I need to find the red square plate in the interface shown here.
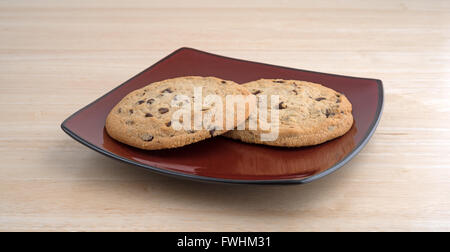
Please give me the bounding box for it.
[61,48,383,184]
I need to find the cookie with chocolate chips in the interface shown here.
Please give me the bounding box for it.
[224,79,353,147]
[105,76,251,150]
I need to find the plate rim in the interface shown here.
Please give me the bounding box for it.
[61,47,384,185]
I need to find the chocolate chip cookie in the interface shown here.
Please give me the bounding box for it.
[105,76,251,150]
[224,79,353,147]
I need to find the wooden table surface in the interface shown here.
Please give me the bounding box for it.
[1,0,449,232]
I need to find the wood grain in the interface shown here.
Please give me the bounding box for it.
[0,0,449,231]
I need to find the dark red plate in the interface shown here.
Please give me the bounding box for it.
[61,48,383,184]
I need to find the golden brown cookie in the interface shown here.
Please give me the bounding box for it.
[106,76,251,150]
[224,79,353,147]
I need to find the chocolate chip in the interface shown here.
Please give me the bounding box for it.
[315,97,326,101]
[336,99,341,103]
[137,100,145,105]
[147,99,155,105]
[252,90,262,95]
[125,120,134,125]
[279,102,287,109]
[159,108,169,114]
[293,90,298,95]
[325,109,335,118]
[129,109,133,114]
[117,108,122,113]
[221,80,226,84]
[187,130,196,134]
[273,80,285,83]
[162,88,173,94]
[336,93,341,98]
[141,134,154,142]
[166,121,172,127]
[145,113,153,117]
[209,128,216,137]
